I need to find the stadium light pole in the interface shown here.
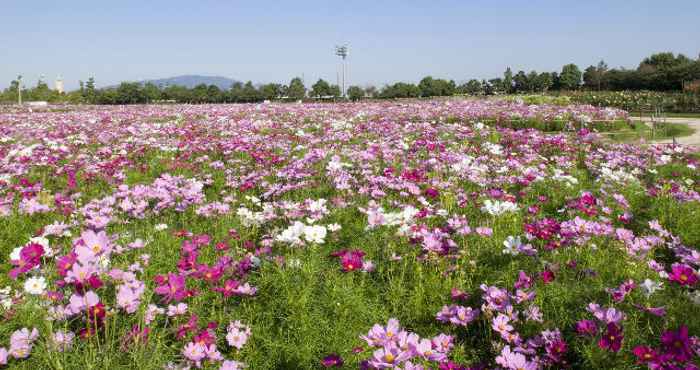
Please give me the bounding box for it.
[17,75,22,105]
[335,45,348,98]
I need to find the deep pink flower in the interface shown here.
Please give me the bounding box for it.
[8,243,44,279]
[153,272,188,303]
[575,320,598,336]
[339,250,365,272]
[598,323,623,352]
[540,270,555,284]
[514,270,533,289]
[660,326,692,362]
[214,279,240,298]
[321,353,343,367]
[669,264,698,286]
[632,345,658,364]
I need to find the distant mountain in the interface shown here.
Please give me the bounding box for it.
[142,75,239,90]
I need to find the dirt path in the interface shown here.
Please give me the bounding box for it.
[650,117,700,147]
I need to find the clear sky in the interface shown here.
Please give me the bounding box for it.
[2,0,699,91]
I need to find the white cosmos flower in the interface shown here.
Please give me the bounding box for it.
[640,279,663,298]
[303,225,327,244]
[481,200,519,216]
[9,246,22,261]
[502,236,522,256]
[24,276,47,295]
[154,223,168,231]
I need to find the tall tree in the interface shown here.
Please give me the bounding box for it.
[559,64,582,90]
[311,79,331,98]
[287,77,306,100]
[503,67,514,94]
[346,86,364,101]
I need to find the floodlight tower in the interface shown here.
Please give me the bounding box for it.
[335,45,348,98]
[17,75,22,105]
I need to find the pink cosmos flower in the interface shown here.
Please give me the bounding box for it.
[69,290,100,314]
[51,330,75,352]
[220,360,246,370]
[182,342,206,367]
[361,318,402,347]
[226,320,251,350]
[8,243,44,279]
[9,327,39,359]
[414,338,447,362]
[587,303,625,324]
[167,303,188,317]
[496,346,538,370]
[232,283,257,296]
[154,272,188,303]
[436,305,479,327]
[369,342,412,368]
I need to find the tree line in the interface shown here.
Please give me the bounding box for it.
[2,51,699,104]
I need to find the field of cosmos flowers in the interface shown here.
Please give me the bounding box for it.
[0,99,699,369]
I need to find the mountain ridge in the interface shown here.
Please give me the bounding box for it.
[140,75,239,90]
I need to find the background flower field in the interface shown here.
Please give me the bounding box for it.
[0,100,698,369]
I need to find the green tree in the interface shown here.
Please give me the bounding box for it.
[418,76,435,97]
[364,85,377,98]
[241,81,261,102]
[347,86,364,101]
[85,77,97,103]
[142,82,161,103]
[460,79,483,95]
[639,52,692,71]
[513,71,528,93]
[503,67,514,93]
[260,83,282,100]
[559,64,582,90]
[287,77,306,100]
[207,85,223,103]
[115,82,145,104]
[536,72,553,92]
[329,85,341,98]
[311,79,331,98]
[526,71,538,92]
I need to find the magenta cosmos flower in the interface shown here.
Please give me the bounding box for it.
[154,272,188,303]
[668,264,698,286]
[660,325,693,362]
[320,353,343,367]
[598,323,623,352]
[8,243,44,279]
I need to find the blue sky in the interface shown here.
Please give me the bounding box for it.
[1,0,699,91]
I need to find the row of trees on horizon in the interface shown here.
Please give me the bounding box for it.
[1,52,699,104]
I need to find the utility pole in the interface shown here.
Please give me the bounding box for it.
[17,75,22,105]
[335,45,348,98]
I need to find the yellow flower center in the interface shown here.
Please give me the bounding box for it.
[384,353,395,363]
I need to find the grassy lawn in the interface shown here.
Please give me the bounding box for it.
[602,120,696,142]
[666,112,700,119]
